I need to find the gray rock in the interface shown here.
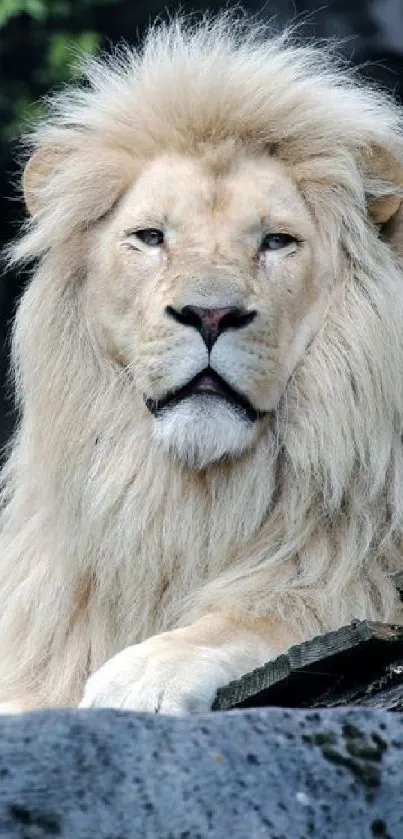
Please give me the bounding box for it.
[0,707,402,838]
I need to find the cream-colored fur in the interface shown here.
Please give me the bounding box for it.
[1,17,403,713]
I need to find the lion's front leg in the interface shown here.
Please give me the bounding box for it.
[79,613,293,714]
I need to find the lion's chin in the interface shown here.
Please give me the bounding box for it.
[152,395,260,469]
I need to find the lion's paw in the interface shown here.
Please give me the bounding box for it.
[80,632,248,714]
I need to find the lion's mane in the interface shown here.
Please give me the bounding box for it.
[1,17,403,707]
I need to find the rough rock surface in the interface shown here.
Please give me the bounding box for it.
[0,708,402,838]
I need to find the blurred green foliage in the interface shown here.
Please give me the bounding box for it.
[0,0,126,143]
[0,0,117,28]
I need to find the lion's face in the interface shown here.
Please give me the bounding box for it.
[87,152,330,467]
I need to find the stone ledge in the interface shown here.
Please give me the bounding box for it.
[0,707,402,838]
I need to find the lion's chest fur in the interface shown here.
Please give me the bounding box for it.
[83,434,277,655]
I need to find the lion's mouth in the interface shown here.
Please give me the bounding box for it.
[145,368,265,423]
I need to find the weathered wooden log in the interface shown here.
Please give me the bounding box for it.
[213,621,403,712]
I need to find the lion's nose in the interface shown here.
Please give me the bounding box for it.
[165,305,256,350]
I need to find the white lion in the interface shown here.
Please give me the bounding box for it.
[1,17,403,714]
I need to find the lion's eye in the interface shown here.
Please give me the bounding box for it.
[260,233,296,251]
[133,228,164,246]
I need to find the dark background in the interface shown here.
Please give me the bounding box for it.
[1,0,403,454]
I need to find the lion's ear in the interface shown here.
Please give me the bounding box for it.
[366,145,403,225]
[23,145,72,216]
[21,136,136,238]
